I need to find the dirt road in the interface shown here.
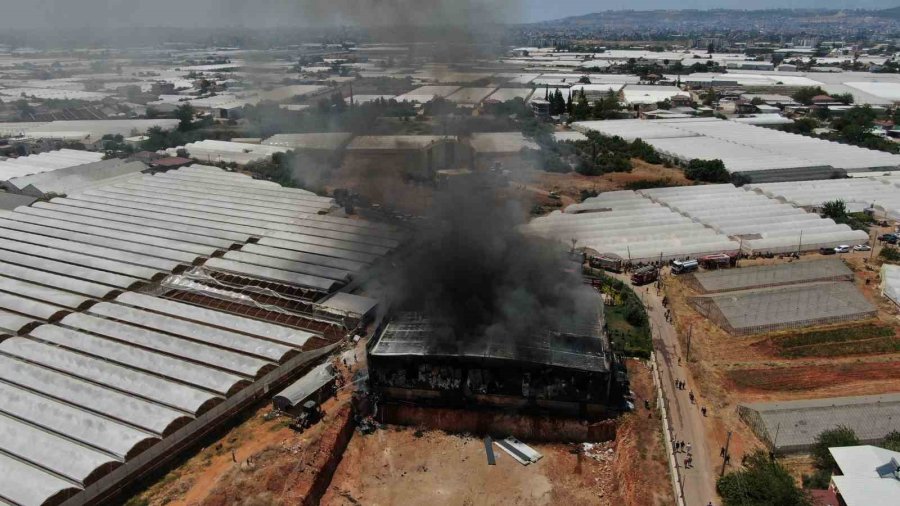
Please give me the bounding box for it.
[623,274,720,506]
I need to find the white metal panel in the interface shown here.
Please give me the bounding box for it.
[62,313,271,378]
[0,261,118,299]
[0,354,190,437]
[0,248,143,288]
[256,237,380,264]
[0,219,200,266]
[0,381,158,460]
[0,412,120,486]
[4,212,219,256]
[18,205,236,249]
[85,302,296,362]
[30,325,245,397]
[114,292,315,348]
[0,275,89,310]
[223,251,352,282]
[0,229,179,273]
[0,292,68,320]
[204,257,340,292]
[0,451,80,506]
[0,337,216,415]
[239,243,366,272]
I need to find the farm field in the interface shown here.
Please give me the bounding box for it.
[660,259,900,465]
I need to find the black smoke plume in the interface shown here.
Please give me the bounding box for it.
[386,175,599,345]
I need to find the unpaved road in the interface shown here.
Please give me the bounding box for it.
[621,274,720,506]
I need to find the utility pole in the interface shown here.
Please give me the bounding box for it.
[798,229,803,255]
[685,323,693,362]
[720,430,733,477]
[870,228,877,262]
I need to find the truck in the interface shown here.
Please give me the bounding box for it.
[698,253,735,270]
[590,255,624,273]
[631,265,659,285]
[671,259,699,274]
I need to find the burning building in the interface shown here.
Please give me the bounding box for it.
[368,308,625,419]
[366,174,627,423]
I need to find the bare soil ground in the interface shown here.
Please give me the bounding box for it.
[615,359,676,506]
[532,159,691,202]
[133,362,355,506]
[661,252,900,472]
[322,358,672,506]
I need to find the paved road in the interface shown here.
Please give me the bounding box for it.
[630,277,719,506]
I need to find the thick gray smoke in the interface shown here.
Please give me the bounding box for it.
[387,175,599,345]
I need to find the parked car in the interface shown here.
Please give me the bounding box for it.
[819,247,837,255]
[853,244,871,252]
[834,245,851,253]
[879,233,899,244]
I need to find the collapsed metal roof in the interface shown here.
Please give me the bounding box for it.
[371,311,611,373]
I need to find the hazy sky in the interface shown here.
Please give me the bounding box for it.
[0,0,894,29]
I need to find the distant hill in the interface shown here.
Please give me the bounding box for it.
[876,6,900,19]
[529,8,884,27]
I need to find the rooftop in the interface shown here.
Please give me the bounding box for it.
[371,308,610,373]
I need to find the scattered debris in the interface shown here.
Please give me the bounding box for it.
[494,437,542,466]
[484,436,496,465]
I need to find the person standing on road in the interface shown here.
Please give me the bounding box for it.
[686,442,692,454]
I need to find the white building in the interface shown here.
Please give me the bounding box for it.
[829,445,900,506]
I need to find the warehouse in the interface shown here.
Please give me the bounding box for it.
[261,132,353,176]
[344,135,461,180]
[525,190,740,263]
[468,132,540,171]
[573,118,900,182]
[640,185,869,254]
[368,309,625,420]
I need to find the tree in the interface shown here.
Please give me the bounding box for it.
[832,92,854,105]
[792,86,828,106]
[717,451,813,506]
[573,91,590,121]
[821,200,848,222]
[812,426,860,470]
[684,159,729,182]
[174,103,196,132]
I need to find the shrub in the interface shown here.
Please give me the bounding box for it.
[882,430,900,452]
[717,451,813,506]
[684,159,729,182]
[880,246,900,263]
[812,426,860,470]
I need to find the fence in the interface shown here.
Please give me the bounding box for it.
[650,352,686,506]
